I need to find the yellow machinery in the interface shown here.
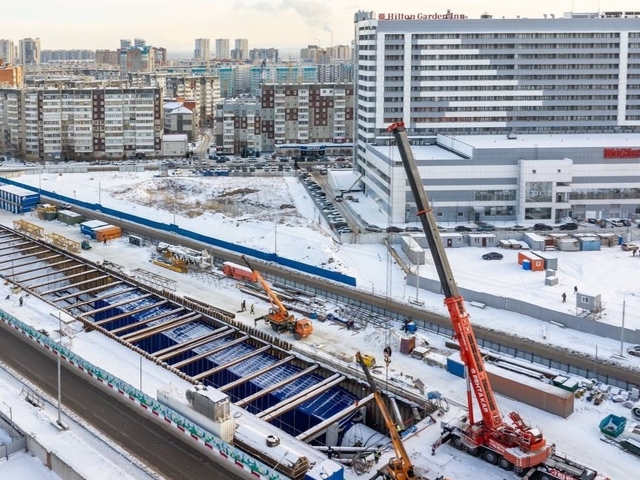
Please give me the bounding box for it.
[13,219,44,239]
[44,232,81,254]
[152,253,188,273]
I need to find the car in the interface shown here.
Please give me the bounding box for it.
[455,225,473,232]
[482,252,504,260]
[559,222,578,231]
[534,223,554,231]
[621,243,639,252]
[59,203,72,210]
[405,226,422,232]
[386,226,403,233]
[477,224,496,231]
[511,225,529,231]
[365,225,383,233]
[628,345,640,357]
[587,218,598,224]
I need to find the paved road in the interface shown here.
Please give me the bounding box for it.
[0,322,242,480]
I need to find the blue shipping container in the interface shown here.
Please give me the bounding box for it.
[446,357,466,378]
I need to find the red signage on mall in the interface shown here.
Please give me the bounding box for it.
[603,147,640,159]
[378,12,467,20]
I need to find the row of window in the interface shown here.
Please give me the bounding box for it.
[410,43,623,50]
[410,33,621,40]
[398,74,621,81]
[409,105,620,112]
[409,115,619,122]
[409,84,623,92]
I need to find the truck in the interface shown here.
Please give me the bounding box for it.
[388,122,610,480]
[241,255,313,340]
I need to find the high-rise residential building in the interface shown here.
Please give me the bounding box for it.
[353,10,640,224]
[194,38,211,61]
[259,83,354,152]
[328,45,352,61]
[215,39,230,60]
[0,40,16,64]
[134,38,146,48]
[18,38,41,65]
[232,39,249,60]
[41,50,95,63]
[0,86,162,160]
[249,48,279,63]
[0,62,22,87]
[96,50,119,65]
[214,98,261,154]
[120,39,132,49]
[164,74,220,127]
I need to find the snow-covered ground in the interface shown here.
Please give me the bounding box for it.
[1,170,640,479]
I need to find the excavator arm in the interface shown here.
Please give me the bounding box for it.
[356,352,416,480]
[241,255,289,317]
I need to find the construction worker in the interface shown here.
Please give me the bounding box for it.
[562,292,567,303]
[241,300,246,312]
[19,296,23,307]
[574,285,578,295]
[250,304,255,314]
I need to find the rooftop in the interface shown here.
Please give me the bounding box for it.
[448,133,640,149]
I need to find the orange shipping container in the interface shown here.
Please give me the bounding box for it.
[95,225,122,243]
[517,251,545,271]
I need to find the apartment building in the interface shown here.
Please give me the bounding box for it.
[0,62,23,87]
[353,10,640,224]
[214,98,261,155]
[0,87,162,160]
[249,48,279,63]
[215,39,230,60]
[0,40,16,64]
[18,38,41,65]
[232,39,249,60]
[194,38,211,61]
[260,83,354,152]
[164,75,220,126]
[95,50,119,65]
[41,50,95,63]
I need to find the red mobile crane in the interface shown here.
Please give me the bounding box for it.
[387,122,554,474]
[241,255,313,340]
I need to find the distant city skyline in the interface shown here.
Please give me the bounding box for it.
[3,0,640,52]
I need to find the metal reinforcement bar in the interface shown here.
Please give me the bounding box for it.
[154,327,231,362]
[79,293,154,318]
[259,375,345,422]
[219,355,295,392]
[93,300,169,327]
[3,259,75,278]
[42,276,116,296]
[109,307,188,336]
[192,345,272,382]
[296,393,375,443]
[28,270,100,290]
[170,335,249,369]
[66,287,140,309]
[121,312,201,343]
[17,265,87,283]
[235,365,320,408]
[0,254,62,271]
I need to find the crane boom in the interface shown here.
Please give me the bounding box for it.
[241,255,289,317]
[355,352,417,480]
[387,122,552,470]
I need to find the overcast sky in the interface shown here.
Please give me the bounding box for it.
[4,0,640,53]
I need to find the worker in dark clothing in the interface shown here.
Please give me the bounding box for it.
[250,304,255,314]
[562,292,567,303]
[574,285,578,295]
[241,300,246,311]
[19,296,23,307]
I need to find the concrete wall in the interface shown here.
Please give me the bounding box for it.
[26,435,88,480]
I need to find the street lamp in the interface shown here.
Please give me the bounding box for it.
[58,313,63,426]
[368,281,375,312]
[620,292,628,357]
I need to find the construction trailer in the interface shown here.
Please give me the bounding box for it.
[0,185,40,214]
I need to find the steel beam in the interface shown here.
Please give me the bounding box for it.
[28,270,100,289]
[41,276,115,296]
[154,327,231,362]
[192,345,271,381]
[259,374,345,422]
[235,365,319,408]
[0,241,32,251]
[65,287,139,309]
[171,336,249,369]
[121,312,201,343]
[0,246,48,261]
[0,254,63,272]
[93,300,169,327]
[219,355,295,393]
[2,259,75,278]
[109,307,186,335]
[18,265,87,283]
[79,293,154,318]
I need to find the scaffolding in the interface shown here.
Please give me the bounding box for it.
[43,232,81,254]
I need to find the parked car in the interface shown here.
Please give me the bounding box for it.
[365,225,383,233]
[386,226,403,233]
[559,222,578,231]
[477,224,496,231]
[455,225,473,232]
[628,345,640,357]
[405,226,422,232]
[534,223,554,231]
[482,252,504,260]
[511,225,529,231]
[621,243,639,251]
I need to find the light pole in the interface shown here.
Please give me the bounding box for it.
[2,401,12,427]
[368,281,375,312]
[620,293,627,357]
[274,217,278,256]
[57,313,63,426]
[98,180,101,205]
[139,356,143,391]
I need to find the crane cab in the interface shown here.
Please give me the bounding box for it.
[294,319,313,340]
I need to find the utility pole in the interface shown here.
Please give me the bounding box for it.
[57,313,63,426]
[620,295,627,356]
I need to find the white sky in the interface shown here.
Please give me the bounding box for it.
[2,168,640,479]
[3,1,640,51]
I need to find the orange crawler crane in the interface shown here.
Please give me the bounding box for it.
[387,122,553,474]
[241,255,313,340]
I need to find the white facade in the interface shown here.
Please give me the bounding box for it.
[18,38,40,65]
[353,10,640,224]
[162,134,188,156]
[234,39,248,60]
[215,39,230,60]
[194,38,210,61]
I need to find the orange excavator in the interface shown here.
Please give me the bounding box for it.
[241,255,313,340]
[387,122,554,475]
